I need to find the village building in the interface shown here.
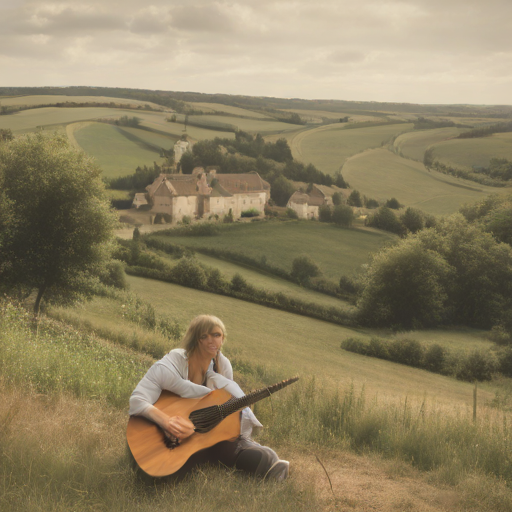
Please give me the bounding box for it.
[132,168,270,223]
[173,140,190,164]
[286,184,333,219]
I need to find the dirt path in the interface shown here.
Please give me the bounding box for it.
[284,447,460,512]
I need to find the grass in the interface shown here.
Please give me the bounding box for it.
[191,252,353,309]
[0,106,143,133]
[0,94,164,109]
[2,297,512,511]
[342,148,506,215]
[73,122,171,179]
[149,220,396,284]
[187,102,272,119]
[186,114,305,135]
[432,132,512,170]
[124,274,497,407]
[290,122,414,174]
[393,127,463,161]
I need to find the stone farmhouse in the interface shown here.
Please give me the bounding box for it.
[287,184,334,219]
[132,168,270,223]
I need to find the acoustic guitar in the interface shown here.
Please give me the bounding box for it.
[126,377,298,477]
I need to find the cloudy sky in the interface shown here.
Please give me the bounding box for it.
[1,0,511,105]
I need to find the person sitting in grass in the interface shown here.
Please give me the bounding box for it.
[129,314,289,481]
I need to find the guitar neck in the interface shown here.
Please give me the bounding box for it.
[219,377,299,417]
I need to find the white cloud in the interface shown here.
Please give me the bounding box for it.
[0,0,510,104]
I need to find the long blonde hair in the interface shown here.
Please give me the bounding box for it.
[181,315,227,366]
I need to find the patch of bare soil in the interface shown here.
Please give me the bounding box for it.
[282,447,460,512]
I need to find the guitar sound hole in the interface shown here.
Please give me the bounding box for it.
[163,431,180,450]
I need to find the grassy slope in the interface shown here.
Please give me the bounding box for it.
[432,132,512,169]
[187,102,272,118]
[393,127,463,161]
[73,122,168,179]
[149,221,396,283]
[191,252,353,309]
[0,106,143,133]
[0,94,165,109]
[124,273,494,408]
[290,123,414,174]
[342,148,507,215]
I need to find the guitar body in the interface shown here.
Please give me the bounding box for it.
[126,388,240,477]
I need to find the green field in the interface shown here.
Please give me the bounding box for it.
[342,148,508,215]
[149,221,397,283]
[431,132,512,170]
[124,274,494,407]
[0,106,144,133]
[73,122,168,179]
[166,252,354,310]
[187,102,272,118]
[393,127,463,161]
[0,94,165,109]
[186,114,304,135]
[290,122,414,174]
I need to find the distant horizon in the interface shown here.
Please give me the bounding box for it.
[2,84,511,109]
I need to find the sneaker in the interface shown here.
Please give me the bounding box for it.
[265,459,289,482]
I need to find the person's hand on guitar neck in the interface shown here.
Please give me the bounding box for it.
[146,405,195,440]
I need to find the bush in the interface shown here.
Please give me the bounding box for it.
[169,258,207,289]
[286,208,299,219]
[181,215,191,225]
[291,255,321,284]
[223,209,234,223]
[385,197,402,209]
[332,204,354,227]
[318,205,332,223]
[99,260,127,289]
[365,206,405,235]
[339,275,359,295]
[456,350,497,382]
[241,208,260,218]
[364,198,380,209]
[367,337,390,359]
[230,273,248,292]
[424,344,447,373]
[400,207,424,234]
[332,192,343,205]
[340,337,368,355]
[389,338,424,368]
[347,189,363,207]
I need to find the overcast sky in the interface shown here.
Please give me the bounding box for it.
[1,0,511,105]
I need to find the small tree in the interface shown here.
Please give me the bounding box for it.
[400,207,424,234]
[0,133,117,315]
[291,255,321,285]
[318,205,332,223]
[332,192,343,205]
[332,204,354,227]
[347,189,363,207]
[385,197,402,210]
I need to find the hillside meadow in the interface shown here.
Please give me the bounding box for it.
[287,122,414,173]
[4,295,511,512]
[341,148,508,215]
[71,122,173,179]
[432,132,512,170]
[148,220,397,284]
[0,94,166,109]
[187,102,272,118]
[393,127,463,162]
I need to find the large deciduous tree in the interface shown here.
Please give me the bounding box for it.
[0,133,117,314]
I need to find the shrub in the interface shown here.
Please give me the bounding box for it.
[286,208,299,219]
[456,350,497,382]
[169,258,207,289]
[230,273,248,292]
[364,198,380,209]
[367,337,390,359]
[332,192,343,205]
[241,208,260,218]
[332,204,354,227]
[291,255,321,284]
[424,344,447,373]
[347,189,363,207]
[385,197,402,209]
[389,338,425,367]
[339,275,359,295]
[181,215,192,225]
[400,207,424,234]
[498,348,512,377]
[340,337,368,355]
[223,209,234,223]
[318,205,332,223]
[365,206,405,235]
[99,260,127,289]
